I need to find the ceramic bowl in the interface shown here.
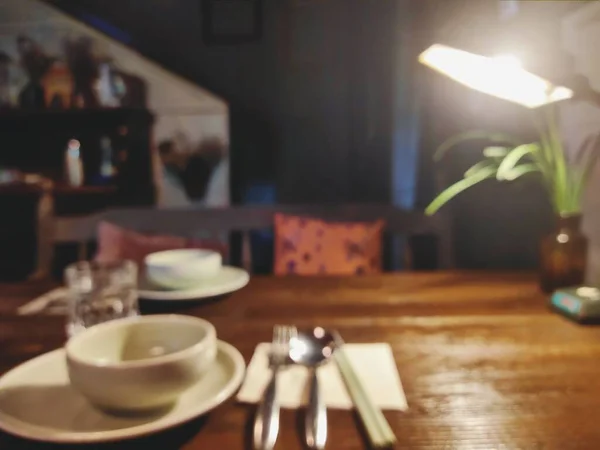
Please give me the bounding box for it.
[66,314,217,414]
[145,249,222,290]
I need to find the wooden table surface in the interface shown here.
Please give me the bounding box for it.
[0,272,599,449]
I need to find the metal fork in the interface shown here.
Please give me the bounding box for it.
[253,325,297,450]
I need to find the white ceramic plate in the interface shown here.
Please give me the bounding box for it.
[138,266,249,301]
[0,340,245,444]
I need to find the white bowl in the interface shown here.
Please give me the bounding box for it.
[66,314,217,414]
[145,249,222,290]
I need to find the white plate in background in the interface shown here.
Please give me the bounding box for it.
[138,266,249,301]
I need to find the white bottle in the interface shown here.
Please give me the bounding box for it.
[65,139,84,187]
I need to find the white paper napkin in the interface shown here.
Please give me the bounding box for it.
[17,287,68,315]
[237,343,408,411]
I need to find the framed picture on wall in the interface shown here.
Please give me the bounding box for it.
[201,0,263,44]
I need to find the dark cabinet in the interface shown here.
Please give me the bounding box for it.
[0,108,156,210]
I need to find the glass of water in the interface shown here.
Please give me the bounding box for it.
[65,260,139,337]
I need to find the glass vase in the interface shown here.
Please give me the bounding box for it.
[540,214,588,293]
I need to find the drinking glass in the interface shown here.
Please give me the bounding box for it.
[65,260,138,337]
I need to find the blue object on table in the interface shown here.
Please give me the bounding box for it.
[243,182,276,274]
[550,287,600,323]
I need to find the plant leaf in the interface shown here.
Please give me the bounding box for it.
[496,143,540,180]
[464,160,498,178]
[434,131,522,162]
[532,111,553,163]
[425,166,497,215]
[501,163,539,181]
[427,103,594,216]
[483,146,510,158]
[545,104,568,213]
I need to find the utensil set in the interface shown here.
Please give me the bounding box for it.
[253,325,396,449]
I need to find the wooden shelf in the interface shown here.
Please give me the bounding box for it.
[0,107,153,121]
[0,182,118,195]
[52,185,118,195]
[0,182,46,195]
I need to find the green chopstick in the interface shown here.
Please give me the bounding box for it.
[333,331,396,448]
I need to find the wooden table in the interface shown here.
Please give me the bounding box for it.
[0,272,599,449]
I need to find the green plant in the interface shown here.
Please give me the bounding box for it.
[426,104,600,217]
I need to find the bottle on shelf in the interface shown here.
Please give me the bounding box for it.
[99,136,116,180]
[64,139,84,187]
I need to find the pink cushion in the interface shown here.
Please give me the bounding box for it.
[274,213,385,276]
[95,221,227,267]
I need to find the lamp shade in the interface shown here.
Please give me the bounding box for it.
[419,44,573,108]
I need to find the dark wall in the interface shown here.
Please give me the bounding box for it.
[47,0,416,205]
[45,0,565,269]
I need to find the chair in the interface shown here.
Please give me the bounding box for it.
[49,204,453,274]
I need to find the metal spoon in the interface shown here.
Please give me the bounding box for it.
[289,327,336,450]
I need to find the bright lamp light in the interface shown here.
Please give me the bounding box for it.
[419,44,573,108]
